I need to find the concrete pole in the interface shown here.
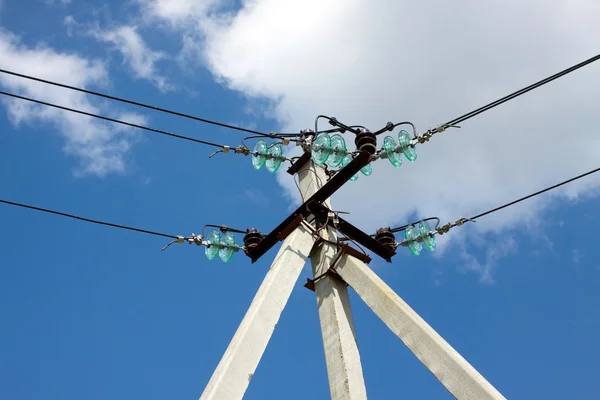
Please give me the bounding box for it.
[199,224,316,400]
[300,163,368,400]
[200,160,354,400]
[334,254,506,400]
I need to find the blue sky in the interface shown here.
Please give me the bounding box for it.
[1,0,600,399]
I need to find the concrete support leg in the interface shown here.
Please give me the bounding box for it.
[335,254,506,400]
[311,232,367,400]
[200,225,316,400]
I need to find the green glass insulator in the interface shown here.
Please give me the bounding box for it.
[205,229,221,260]
[360,163,372,176]
[398,130,417,162]
[311,133,331,166]
[383,136,402,168]
[404,225,422,256]
[219,231,236,263]
[326,134,346,168]
[341,154,359,181]
[252,140,268,170]
[417,220,436,251]
[266,144,283,173]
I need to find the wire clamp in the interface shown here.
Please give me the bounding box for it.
[235,145,251,156]
[294,136,309,150]
[187,233,203,246]
[436,223,452,235]
[328,211,340,229]
[209,145,232,158]
[161,235,186,251]
[455,217,475,226]
[415,131,430,144]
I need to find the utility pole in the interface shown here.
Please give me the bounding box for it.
[301,162,368,400]
[199,129,506,399]
[199,224,316,400]
[200,156,366,400]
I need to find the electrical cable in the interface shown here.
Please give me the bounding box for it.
[468,166,600,221]
[315,115,360,136]
[374,121,417,138]
[440,54,600,131]
[384,164,600,235]
[0,68,286,138]
[201,224,247,237]
[379,165,600,237]
[0,199,179,239]
[0,90,227,149]
[389,217,440,234]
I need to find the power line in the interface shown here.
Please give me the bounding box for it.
[0,199,178,239]
[383,165,600,235]
[0,90,227,149]
[440,54,600,130]
[469,165,600,221]
[0,68,283,138]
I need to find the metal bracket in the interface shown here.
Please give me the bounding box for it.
[247,151,372,263]
[303,243,369,292]
[304,270,345,292]
[287,152,311,175]
[338,243,372,264]
[276,215,305,242]
[307,202,395,262]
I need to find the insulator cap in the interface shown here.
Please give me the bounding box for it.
[244,228,264,251]
[354,128,377,155]
[375,227,396,249]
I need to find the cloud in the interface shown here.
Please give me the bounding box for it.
[63,15,76,36]
[0,28,145,176]
[136,0,222,24]
[459,236,518,284]
[134,0,600,277]
[571,249,582,265]
[45,0,71,6]
[86,24,171,91]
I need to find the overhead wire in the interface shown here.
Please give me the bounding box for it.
[0,68,289,138]
[467,165,600,221]
[0,90,227,149]
[384,165,600,235]
[315,115,360,136]
[389,217,440,234]
[0,199,179,239]
[201,224,247,237]
[5,57,600,259]
[439,54,600,131]
[374,121,417,138]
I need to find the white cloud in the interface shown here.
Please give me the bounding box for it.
[45,0,71,6]
[459,236,518,284]
[136,0,221,24]
[88,25,171,91]
[136,0,600,277]
[63,15,76,36]
[572,249,583,265]
[0,28,145,176]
